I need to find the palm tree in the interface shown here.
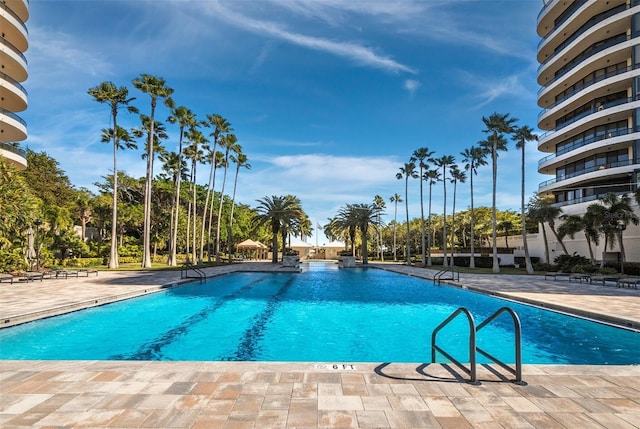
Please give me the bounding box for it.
[166,105,196,266]
[434,155,455,266]
[558,214,584,255]
[352,203,385,265]
[396,161,418,265]
[498,220,513,248]
[215,134,239,261]
[598,193,639,263]
[373,195,386,261]
[461,146,487,268]
[203,114,232,262]
[184,129,207,263]
[481,112,518,272]
[513,125,538,274]
[528,194,566,262]
[334,205,360,256]
[425,169,441,266]
[254,195,302,263]
[411,147,434,266]
[87,82,138,269]
[132,74,174,268]
[583,203,605,263]
[449,165,466,263]
[227,150,251,261]
[389,193,402,261]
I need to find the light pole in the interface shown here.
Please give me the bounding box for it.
[616,223,626,276]
[34,219,42,271]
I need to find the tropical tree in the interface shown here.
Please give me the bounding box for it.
[132,74,174,268]
[352,203,385,265]
[461,146,487,268]
[389,193,402,261]
[434,155,455,266]
[528,194,566,262]
[396,161,418,265]
[254,195,303,263]
[87,81,139,268]
[498,220,513,248]
[184,129,207,263]
[227,150,251,260]
[481,112,518,272]
[449,165,466,262]
[513,125,538,273]
[425,168,441,266]
[215,133,239,261]
[557,214,584,256]
[166,105,196,266]
[204,114,232,262]
[598,193,639,263]
[373,195,386,260]
[411,147,434,266]
[583,203,605,263]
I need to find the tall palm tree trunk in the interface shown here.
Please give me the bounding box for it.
[404,178,411,265]
[200,146,217,263]
[491,147,499,273]
[419,171,426,266]
[109,131,119,269]
[520,141,534,274]
[215,168,228,262]
[469,174,476,269]
[427,184,433,267]
[393,200,398,262]
[450,180,457,265]
[142,103,156,268]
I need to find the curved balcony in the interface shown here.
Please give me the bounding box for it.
[0,71,28,112]
[5,0,29,23]
[538,130,639,173]
[0,37,28,82]
[0,2,29,52]
[537,0,588,38]
[538,97,639,141]
[0,141,27,170]
[538,159,638,191]
[538,1,625,64]
[538,33,634,87]
[0,107,27,142]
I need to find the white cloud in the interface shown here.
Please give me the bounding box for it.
[404,79,421,98]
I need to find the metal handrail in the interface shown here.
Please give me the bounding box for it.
[181,263,206,282]
[476,307,525,385]
[432,307,526,385]
[433,267,460,284]
[431,307,478,384]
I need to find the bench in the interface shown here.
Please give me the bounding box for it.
[544,272,571,280]
[617,277,640,289]
[79,269,99,277]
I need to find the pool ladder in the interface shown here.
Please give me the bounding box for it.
[431,307,525,385]
[181,263,207,282]
[433,267,459,284]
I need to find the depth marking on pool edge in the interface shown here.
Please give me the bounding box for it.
[315,364,357,371]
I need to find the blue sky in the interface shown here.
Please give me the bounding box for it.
[23,0,544,244]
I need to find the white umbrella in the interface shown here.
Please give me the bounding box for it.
[26,227,37,260]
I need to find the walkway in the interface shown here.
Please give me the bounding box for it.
[1,262,639,428]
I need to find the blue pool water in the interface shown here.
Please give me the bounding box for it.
[0,263,638,364]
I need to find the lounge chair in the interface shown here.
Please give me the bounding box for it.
[569,273,591,283]
[79,268,99,277]
[17,271,44,282]
[617,277,640,289]
[589,275,620,286]
[55,269,79,279]
[544,272,571,280]
[0,273,14,284]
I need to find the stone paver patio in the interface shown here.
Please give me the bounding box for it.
[1,261,639,428]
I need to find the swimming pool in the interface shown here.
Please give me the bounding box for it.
[1,263,638,364]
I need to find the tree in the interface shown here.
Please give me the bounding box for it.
[513,125,538,274]
[396,162,418,265]
[132,74,174,268]
[373,195,386,260]
[166,105,196,266]
[449,165,466,262]
[481,112,518,272]
[434,155,455,266]
[528,194,565,262]
[87,81,138,268]
[254,195,302,263]
[598,193,639,263]
[558,215,584,256]
[215,133,239,261]
[425,168,441,266]
[389,193,402,261]
[498,220,513,248]
[227,150,251,261]
[461,146,487,268]
[352,203,384,265]
[184,129,207,263]
[583,203,605,263]
[411,147,434,266]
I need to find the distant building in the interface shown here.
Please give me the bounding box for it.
[0,0,29,169]
[536,0,640,262]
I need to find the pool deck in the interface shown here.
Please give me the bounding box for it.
[1,262,639,428]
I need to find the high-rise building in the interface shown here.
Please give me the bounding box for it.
[536,0,639,262]
[0,0,29,170]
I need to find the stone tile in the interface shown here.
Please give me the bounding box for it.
[318,410,358,428]
[385,410,440,428]
[361,395,392,411]
[587,412,638,429]
[388,395,429,411]
[255,409,288,428]
[292,382,318,398]
[424,396,463,417]
[261,394,291,410]
[356,410,390,427]
[318,395,363,411]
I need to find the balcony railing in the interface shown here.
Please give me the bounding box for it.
[552,190,632,207]
[0,36,27,64]
[552,96,632,130]
[538,33,632,84]
[0,1,29,35]
[0,71,27,96]
[538,159,637,188]
[0,142,26,159]
[538,0,588,28]
[538,126,640,166]
[537,62,637,105]
[539,2,626,56]
[0,108,27,126]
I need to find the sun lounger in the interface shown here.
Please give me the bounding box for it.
[55,269,79,279]
[617,277,640,289]
[544,272,571,280]
[17,271,44,282]
[78,268,99,277]
[589,275,620,286]
[0,273,14,284]
[569,273,591,283]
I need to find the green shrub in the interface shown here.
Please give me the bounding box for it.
[554,253,592,273]
[514,256,540,266]
[603,261,640,276]
[0,249,28,272]
[533,262,558,272]
[598,267,619,275]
